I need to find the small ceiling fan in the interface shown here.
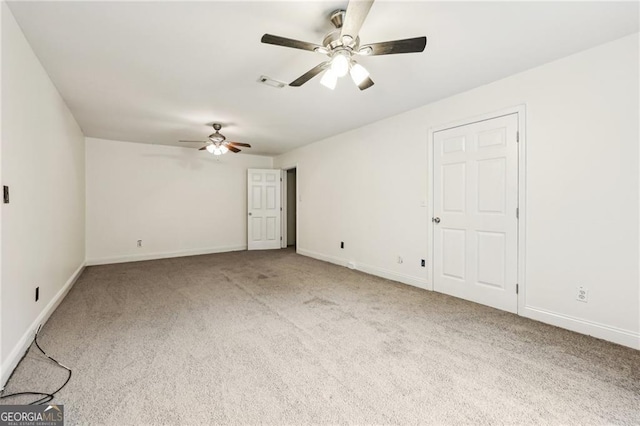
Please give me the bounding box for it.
[179,123,251,155]
[261,0,427,90]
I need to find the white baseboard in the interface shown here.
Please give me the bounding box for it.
[297,248,430,290]
[355,261,430,290]
[297,248,349,268]
[521,305,640,350]
[86,245,247,266]
[1,262,86,388]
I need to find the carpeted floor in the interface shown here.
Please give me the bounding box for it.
[2,248,639,425]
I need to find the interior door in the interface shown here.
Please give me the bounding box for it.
[433,113,519,313]
[247,169,281,250]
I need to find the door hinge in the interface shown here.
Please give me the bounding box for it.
[280,207,282,211]
[280,236,282,240]
[516,131,519,143]
[516,207,519,219]
[516,283,519,294]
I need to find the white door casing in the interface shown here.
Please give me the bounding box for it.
[433,113,519,313]
[247,169,281,250]
[280,169,287,248]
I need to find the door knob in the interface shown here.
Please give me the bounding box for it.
[248,212,252,216]
[432,217,441,224]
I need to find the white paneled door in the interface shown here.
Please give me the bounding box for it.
[433,113,519,313]
[248,169,281,250]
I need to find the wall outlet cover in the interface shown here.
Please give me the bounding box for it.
[576,286,588,303]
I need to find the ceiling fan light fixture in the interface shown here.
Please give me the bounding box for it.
[213,146,228,156]
[350,62,370,85]
[320,69,338,90]
[330,52,350,77]
[206,143,229,155]
[314,46,329,54]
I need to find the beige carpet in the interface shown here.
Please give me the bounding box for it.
[2,248,639,425]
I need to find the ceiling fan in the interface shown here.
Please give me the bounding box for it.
[179,123,251,155]
[261,0,427,91]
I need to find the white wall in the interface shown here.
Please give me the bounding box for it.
[1,3,86,385]
[275,34,639,349]
[86,138,272,264]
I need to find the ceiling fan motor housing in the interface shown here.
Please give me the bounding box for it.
[325,10,359,52]
[323,30,359,52]
[209,123,226,143]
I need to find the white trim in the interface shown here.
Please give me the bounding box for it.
[280,170,287,248]
[86,245,246,266]
[1,262,85,388]
[516,106,527,315]
[297,248,430,290]
[428,104,527,311]
[297,248,348,268]
[521,305,640,350]
[355,261,431,290]
[426,126,434,291]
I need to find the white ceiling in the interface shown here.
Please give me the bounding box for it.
[7,1,639,156]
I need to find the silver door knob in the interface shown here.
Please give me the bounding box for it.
[432,217,441,224]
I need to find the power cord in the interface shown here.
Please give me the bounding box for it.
[0,325,72,405]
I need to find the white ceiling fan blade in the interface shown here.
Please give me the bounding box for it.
[340,0,374,44]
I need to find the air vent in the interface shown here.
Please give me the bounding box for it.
[258,75,286,88]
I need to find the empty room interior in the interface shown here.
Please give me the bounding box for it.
[1,0,639,424]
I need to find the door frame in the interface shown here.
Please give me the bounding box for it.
[427,104,527,313]
[280,164,298,251]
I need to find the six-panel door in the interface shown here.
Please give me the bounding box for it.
[247,169,281,250]
[433,113,519,313]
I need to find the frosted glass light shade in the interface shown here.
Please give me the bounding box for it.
[320,69,338,90]
[330,53,349,77]
[350,63,369,85]
[207,144,229,155]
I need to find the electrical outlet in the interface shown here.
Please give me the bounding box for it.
[137,240,143,247]
[421,259,426,267]
[340,241,344,249]
[35,286,39,302]
[397,256,403,264]
[576,286,588,303]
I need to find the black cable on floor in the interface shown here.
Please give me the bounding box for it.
[0,325,72,405]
